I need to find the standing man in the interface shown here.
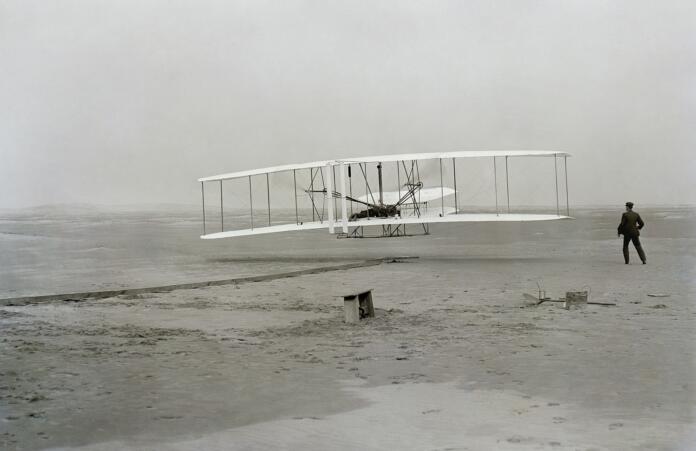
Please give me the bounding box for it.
[617,202,647,264]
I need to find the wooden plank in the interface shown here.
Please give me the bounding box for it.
[0,260,384,306]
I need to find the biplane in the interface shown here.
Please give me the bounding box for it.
[198,150,572,239]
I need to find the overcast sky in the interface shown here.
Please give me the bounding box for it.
[1,0,695,209]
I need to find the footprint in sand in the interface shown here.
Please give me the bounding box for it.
[609,422,624,430]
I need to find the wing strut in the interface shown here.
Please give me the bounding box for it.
[348,164,353,216]
[332,165,338,217]
[306,169,327,223]
[326,164,335,233]
[293,169,299,225]
[310,168,315,222]
[554,154,560,216]
[377,162,384,206]
[564,155,570,216]
[493,157,499,216]
[439,158,444,216]
[358,163,378,207]
[266,173,271,226]
[339,162,348,233]
[401,160,422,218]
[201,181,206,235]
[505,156,510,213]
[452,157,458,214]
[248,176,254,229]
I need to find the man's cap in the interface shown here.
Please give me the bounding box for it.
[625,201,634,208]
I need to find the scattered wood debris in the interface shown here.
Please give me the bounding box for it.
[522,292,616,307]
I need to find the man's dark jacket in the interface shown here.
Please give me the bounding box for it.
[618,210,645,237]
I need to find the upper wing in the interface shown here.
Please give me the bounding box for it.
[339,150,569,166]
[198,159,332,182]
[197,150,569,183]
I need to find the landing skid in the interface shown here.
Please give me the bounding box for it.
[337,223,430,239]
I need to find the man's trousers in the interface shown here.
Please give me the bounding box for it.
[623,235,647,264]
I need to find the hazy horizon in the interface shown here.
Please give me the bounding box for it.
[1,201,694,213]
[2,0,695,209]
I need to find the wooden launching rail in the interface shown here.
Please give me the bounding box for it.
[0,258,417,307]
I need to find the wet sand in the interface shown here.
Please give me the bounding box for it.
[1,208,695,450]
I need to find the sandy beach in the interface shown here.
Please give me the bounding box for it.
[1,207,695,450]
[4,0,696,448]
